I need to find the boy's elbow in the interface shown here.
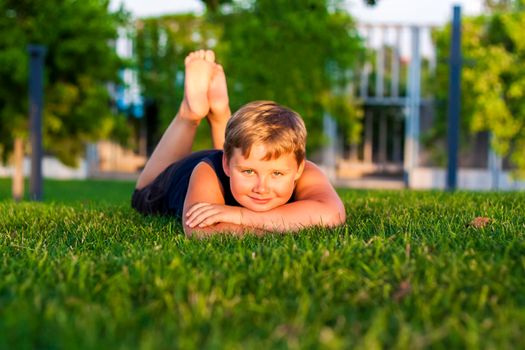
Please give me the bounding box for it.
[313,200,346,228]
[338,210,347,225]
[328,211,346,227]
[328,202,346,227]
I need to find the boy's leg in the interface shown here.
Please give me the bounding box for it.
[207,64,231,149]
[136,50,215,190]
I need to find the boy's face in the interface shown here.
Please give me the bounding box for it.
[223,143,305,212]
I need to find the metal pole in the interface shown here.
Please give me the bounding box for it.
[364,110,373,163]
[391,26,401,98]
[375,26,385,98]
[28,45,46,201]
[403,26,421,188]
[446,6,462,191]
[378,110,387,167]
[488,132,502,190]
[323,113,337,182]
[360,25,372,99]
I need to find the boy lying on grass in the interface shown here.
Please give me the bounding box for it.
[132,50,346,237]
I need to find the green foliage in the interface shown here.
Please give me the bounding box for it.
[1,179,525,347]
[134,1,364,154]
[483,0,521,12]
[134,14,221,150]
[431,3,525,176]
[199,0,381,11]
[217,0,364,152]
[200,0,234,13]
[0,0,129,166]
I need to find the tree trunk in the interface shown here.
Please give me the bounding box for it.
[12,137,24,201]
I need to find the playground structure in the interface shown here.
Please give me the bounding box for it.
[333,22,435,188]
[328,17,525,191]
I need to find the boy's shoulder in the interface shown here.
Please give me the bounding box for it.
[187,161,224,195]
[295,160,332,189]
[294,160,341,203]
[297,160,326,181]
[303,159,322,173]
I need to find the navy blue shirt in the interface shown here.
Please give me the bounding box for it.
[132,150,239,217]
[165,149,239,217]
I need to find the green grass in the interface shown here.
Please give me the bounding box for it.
[1,178,524,349]
[0,178,135,204]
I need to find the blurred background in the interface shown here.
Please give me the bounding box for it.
[1,0,525,198]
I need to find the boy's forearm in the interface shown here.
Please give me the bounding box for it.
[241,200,346,232]
[183,198,346,236]
[184,222,268,239]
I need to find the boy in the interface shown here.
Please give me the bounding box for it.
[132,50,345,237]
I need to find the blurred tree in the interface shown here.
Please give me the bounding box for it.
[199,0,380,11]
[484,0,515,11]
[135,1,364,155]
[133,14,221,151]
[0,0,129,167]
[200,0,234,13]
[215,0,364,153]
[430,0,525,176]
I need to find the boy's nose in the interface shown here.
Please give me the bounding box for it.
[253,176,269,194]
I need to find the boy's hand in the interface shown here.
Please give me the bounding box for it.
[185,202,243,228]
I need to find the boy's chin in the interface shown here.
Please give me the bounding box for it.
[247,205,278,212]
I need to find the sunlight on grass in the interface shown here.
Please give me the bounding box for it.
[0,178,524,348]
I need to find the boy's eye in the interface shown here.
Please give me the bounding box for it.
[242,169,254,175]
[273,171,284,176]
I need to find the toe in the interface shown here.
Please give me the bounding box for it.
[204,50,215,63]
[185,51,197,65]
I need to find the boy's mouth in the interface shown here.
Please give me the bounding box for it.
[249,196,271,204]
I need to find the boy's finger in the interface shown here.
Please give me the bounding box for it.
[198,217,218,228]
[188,214,216,228]
[187,205,214,223]
[187,207,219,227]
[190,210,219,227]
[186,202,210,217]
[189,202,209,212]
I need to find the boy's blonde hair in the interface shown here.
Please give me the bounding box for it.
[224,101,307,165]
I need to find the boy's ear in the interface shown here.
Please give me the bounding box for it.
[222,153,231,177]
[294,160,306,181]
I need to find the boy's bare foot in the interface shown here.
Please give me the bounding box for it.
[207,64,230,125]
[180,50,216,123]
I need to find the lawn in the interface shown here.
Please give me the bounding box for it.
[1,178,524,349]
